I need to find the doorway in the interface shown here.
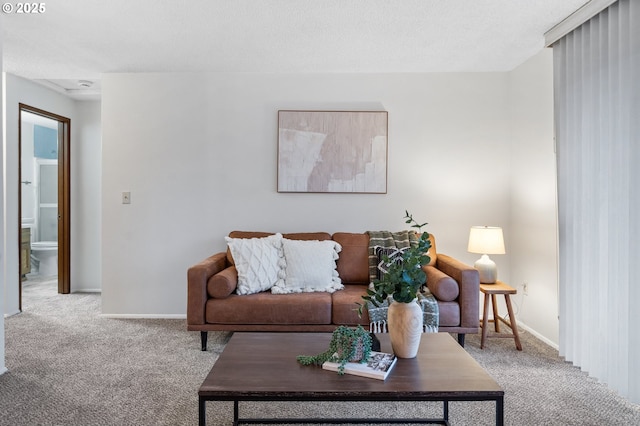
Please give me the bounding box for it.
[18,104,70,310]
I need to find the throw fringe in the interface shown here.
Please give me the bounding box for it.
[369,321,388,333]
[370,320,439,334]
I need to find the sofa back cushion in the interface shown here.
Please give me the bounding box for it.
[332,232,438,285]
[332,232,370,284]
[224,231,436,286]
[424,233,438,266]
[282,232,331,241]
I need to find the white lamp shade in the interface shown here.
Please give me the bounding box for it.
[467,226,505,255]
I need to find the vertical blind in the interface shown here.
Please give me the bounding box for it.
[554,0,639,403]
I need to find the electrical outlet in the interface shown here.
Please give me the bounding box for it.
[122,192,131,204]
[523,282,528,296]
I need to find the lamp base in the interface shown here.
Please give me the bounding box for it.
[474,254,498,284]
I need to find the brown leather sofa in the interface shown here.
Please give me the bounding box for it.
[187,231,480,351]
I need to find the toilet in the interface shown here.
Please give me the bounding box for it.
[31,241,58,276]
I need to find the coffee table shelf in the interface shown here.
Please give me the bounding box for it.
[198,332,503,426]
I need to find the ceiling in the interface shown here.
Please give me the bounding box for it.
[3,0,589,100]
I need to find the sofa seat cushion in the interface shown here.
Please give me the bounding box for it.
[437,301,460,327]
[331,285,370,325]
[205,292,332,325]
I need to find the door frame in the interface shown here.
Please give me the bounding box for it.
[18,103,71,307]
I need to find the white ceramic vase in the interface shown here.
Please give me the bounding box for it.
[388,298,423,358]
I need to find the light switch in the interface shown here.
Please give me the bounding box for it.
[122,192,131,204]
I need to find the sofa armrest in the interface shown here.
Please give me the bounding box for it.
[435,253,480,329]
[187,252,228,325]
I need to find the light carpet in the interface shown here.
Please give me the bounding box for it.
[2,280,639,425]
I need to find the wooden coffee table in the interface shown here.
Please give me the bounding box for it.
[198,332,503,425]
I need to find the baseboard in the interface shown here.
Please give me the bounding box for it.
[100,314,186,319]
[0,366,8,376]
[4,309,21,318]
[517,320,559,350]
[72,289,101,293]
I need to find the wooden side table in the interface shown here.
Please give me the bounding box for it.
[479,281,522,350]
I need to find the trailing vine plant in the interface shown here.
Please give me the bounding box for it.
[297,325,373,374]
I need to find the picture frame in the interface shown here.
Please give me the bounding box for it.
[277,110,388,193]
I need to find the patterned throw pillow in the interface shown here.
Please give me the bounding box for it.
[225,233,283,295]
[271,239,344,294]
[374,246,409,281]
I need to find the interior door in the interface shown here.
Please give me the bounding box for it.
[18,104,71,308]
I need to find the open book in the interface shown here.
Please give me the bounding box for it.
[322,351,397,380]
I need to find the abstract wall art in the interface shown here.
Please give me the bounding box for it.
[277,110,388,193]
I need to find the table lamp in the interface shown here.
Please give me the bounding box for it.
[467,226,505,284]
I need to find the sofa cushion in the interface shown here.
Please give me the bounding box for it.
[384,233,437,267]
[332,233,370,284]
[283,232,331,241]
[437,301,460,327]
[226,232,332,264]
[331,284,370,325]
[372,241,437,281]
[224,233,283,295]
[424,233,438,266]
[272,239,344,294]
[373,245,409,281]
[207,266,238,299]
[424,266,459,302]
[205,292,332,325]
[226,231,274,264]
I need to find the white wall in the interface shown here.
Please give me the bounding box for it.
[73,101,102,292]
[0,50,558,354]
[101,72,513,316]
[508,49,559,347]
[2,74,102,316]
[2,56,558,347]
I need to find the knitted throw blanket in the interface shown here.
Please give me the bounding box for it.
[365,230,440,333]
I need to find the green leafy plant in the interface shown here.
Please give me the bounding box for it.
[297,325,372,375]
[404,210,428,232]
[360,211,432,311]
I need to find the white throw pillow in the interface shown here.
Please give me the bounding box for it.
[225,233,283,295]
[272,239,344,294]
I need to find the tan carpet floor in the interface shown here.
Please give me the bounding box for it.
[1,279,639,425]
